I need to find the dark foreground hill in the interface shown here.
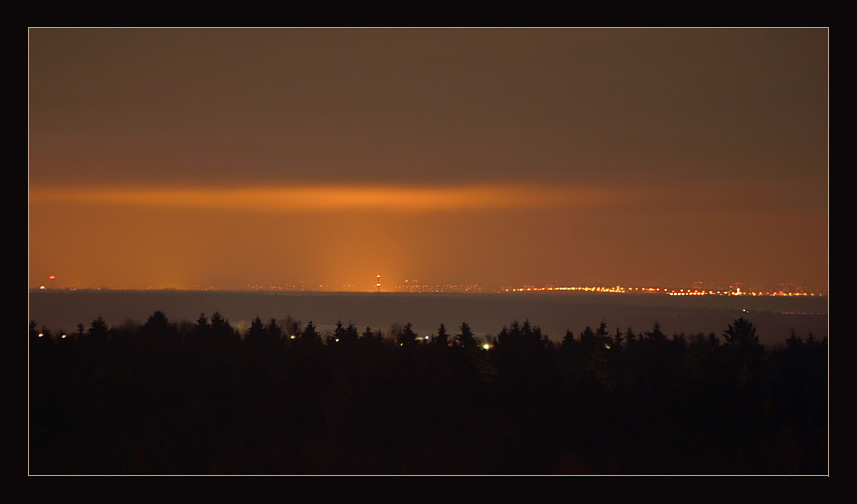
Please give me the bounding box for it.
[29,312,827,475]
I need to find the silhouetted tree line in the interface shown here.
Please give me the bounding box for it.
[29,311,827,475]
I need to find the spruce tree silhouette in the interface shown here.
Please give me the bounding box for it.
[456,321,476,351]
[561,329,575,349]
[245,316,267,345]
[611,327,624,352]
[722,317,763,388]
[209,312,235,339]
[140,310,178,350]
[723,317,760,350]
[30,320,52,348]
[624,327,639,349]
[331,320,346,344]
[434,323,450,347]
[595,320,609,343]
[298,320,322,349]
[87,315,109,341]
[192,313,210,346]
[786,328,803,350]
[342,322,359,346]
[266,318,283,346]
[644,321,667,344]
[74,322,86,341]
[397,322,419,348]
[361,325,382,346]
[141,310,171,334]
[579,325,597,353]
[284,317,302,347]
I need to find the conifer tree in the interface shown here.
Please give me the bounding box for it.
[456,321,476,350]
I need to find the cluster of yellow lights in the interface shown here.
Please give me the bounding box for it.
[507,286,823,297]
[507,286,629,293]
[666,289,820,297]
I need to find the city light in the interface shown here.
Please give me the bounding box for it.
[30,277,824,297]
[503,284,823,297]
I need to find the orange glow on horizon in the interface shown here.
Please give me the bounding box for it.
[28,182,827,293]
[29,183,619,213]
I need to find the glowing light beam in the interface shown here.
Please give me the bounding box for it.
[29,183,621,213]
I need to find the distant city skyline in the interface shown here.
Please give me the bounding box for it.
[32,273,827,296]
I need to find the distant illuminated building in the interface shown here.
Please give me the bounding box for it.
[376,275,381,292]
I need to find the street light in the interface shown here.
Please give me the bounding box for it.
[49,275,56,289]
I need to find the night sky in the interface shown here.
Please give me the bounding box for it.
[28,28,828,292]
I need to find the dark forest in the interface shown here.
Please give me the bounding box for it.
[29,311,827,475]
